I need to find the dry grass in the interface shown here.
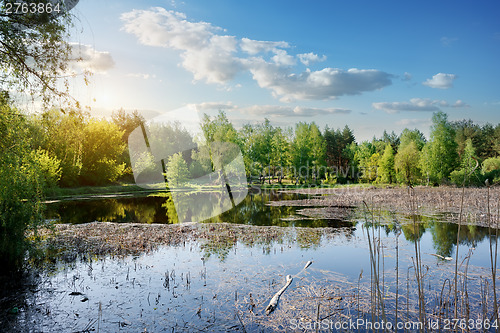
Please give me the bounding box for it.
[280,186,500,227]
[35,222,350,260]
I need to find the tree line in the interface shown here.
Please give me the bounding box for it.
[4,98,500,194]
[160,110,500,187]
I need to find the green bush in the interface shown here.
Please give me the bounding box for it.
[483,157,500,184]
[0,101,43,271]
[31,148,62,188]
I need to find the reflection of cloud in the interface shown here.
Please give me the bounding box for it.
[121,8,392,101]
[423,73,457,89]
[242,105,351,117]
[373,98,468,113]
[70,44,115,74]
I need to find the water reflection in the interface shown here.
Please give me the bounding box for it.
[44,191,351,227]
[44,191,499,259]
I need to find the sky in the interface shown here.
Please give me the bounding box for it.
[65,0,500,141]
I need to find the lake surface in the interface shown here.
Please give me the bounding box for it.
[3,190,500,332]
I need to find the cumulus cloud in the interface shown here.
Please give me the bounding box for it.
[298,52,327,66]
[246,60,392,102]
[242,105,351,117]
[121,8,392,101]
[240,37,289,54]
[373,98,468,114]
[70,44,115,73]
[423,73,457,89]
[121,8,241,84]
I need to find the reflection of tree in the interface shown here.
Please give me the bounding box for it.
[427,220,492,257]
[46,197,170,224]
[401,223,426,242]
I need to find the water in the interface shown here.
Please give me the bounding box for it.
[2,190,499,332]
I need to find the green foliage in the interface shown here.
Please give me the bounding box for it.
[0,100,43,270]
[111,109,145,180]
[420,112,458,184]
[483,157,500,173]
[32,109,85,186]
[377,144,396,184]
[324,125,355,181]
[166,152,190,187]
[482,157,500,184]
[395,141,421,185]
[450,139,481,186]
[270,127,290,181]
[354,142,376,182]
[399,128,426,151]
[80,119,126,186]
[291,122,326,181]
[31,148,62,188]
[0,0,79,108]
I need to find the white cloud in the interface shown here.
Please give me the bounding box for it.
[373,98,469,113]
[246,60,392,102]
[423,73,457,89]
[242,104,351,117]
[240,37,289,54]
[452,99,470,108]
[298,52,327,66]
[402,72,412,81]
[272,49,296,66]
[121,8,392,100]
[121,8,241,84]
[70,44,115,73]
[127,73,156,79]
[396,118,432,126]
[189,101,237,111]
[440,37,458,47]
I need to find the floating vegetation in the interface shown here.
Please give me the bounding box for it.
[280,186,500,227]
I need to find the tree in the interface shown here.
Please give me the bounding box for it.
[382,130,400,153]
[0,97,43,270]
[166,152,190,187]
[0,0,80,107]
[32,109,86,186]
[421,112,458,184]
[111,109,145,179]
[482,157,500,184]
[399,128,426,151]
[354,141,375,182]
[377,144,395,184]
[30,148,62,188]
[395,141,421,185]
[80,118,126,185]
[270,127,290,183]
[450,139,481,186]
[291,122,326,183]
[324,125,355,181]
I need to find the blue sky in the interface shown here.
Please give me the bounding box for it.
[67,0,500,141]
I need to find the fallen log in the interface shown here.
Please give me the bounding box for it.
[265,275,293,315]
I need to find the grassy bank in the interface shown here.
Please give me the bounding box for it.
[44,183,162,200]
